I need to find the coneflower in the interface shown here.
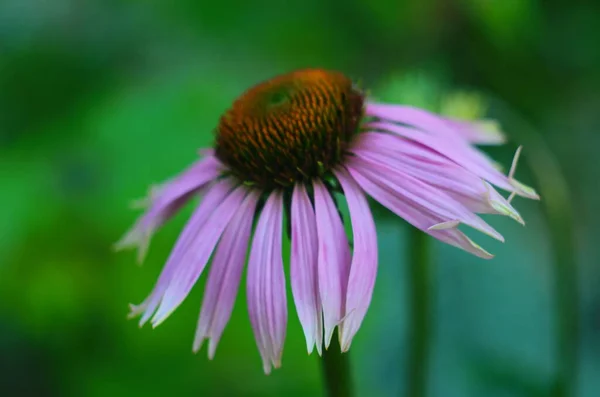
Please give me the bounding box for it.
[116,69,539,374]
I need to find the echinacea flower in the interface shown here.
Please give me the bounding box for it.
[116,69,539,373]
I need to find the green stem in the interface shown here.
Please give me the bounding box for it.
[490,98,579,397]
[321,332,354,397]
[406,227,432,397]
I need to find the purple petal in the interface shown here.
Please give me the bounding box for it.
[314,180,351,349]
[193,190,259,358]
[290,183,322,355]
[349,153,503,242]
[352,133,523,223]
[444,118,506,145]
[149,184,248,326]
[130,179,234,325]
[347,164,493,259]
[366,103,506,145]
[115,152,222,262]
[334,168,378,352]
[247,191,287,374]
[363,116,538,200]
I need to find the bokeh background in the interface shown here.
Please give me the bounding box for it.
[1,1,599,396]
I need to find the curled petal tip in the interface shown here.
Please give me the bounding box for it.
[507,146,541,200]
[127,303,151,328]
[510,179,540,200]
[128,303,142,317]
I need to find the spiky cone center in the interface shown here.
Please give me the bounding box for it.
[215,69,365,189]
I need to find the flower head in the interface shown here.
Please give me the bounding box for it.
[116,69,538,373]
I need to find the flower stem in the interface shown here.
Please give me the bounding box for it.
[406,227,432,397]
[321,333,353,397]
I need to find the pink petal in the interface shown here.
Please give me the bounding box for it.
[334,168,378,352]
[352,133,523,223]
[366,103,506,145]
[314,180,351,349]
[193,190,260,358]
[364,117,538,200]
[290,183,323,355]
[349,153,503,242]
[444,118,506,145]
[130,179,234,325]
[247,191,287,374]
[149,184,248,326]
[115,152,222,262]
[347,164,493,259]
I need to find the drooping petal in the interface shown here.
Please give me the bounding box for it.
[115,153,222,262]
[352,132,523,223]
[363,111,539,199]
[314,180,351,349]
[366,103,506,145]
[347,164,493,259]
[247,191,287,374]
[290,183,322,355]
[149,184,248,326]
[349,153,503,242]
[443,118,506,145]
[334,168,378,352]
[130,179,234,325]
[193,190,260,358]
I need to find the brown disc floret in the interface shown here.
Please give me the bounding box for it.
[215,69,365,189]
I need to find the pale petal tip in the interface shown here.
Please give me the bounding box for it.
[191,335,204,355]
[207,339,219,360]
[476,120,507,144]
[339,331,353,353]
[127,303,151,328]
[323,327,335,350]
[490,199,525,225]
[509,179,540,201]
[262,362,273,375]
[113,230,151,265]
[429,206,502,243]
[315,338,323,356]
[305,340,315,355]
[129,197,150,210]
[483,181,526,225]
[428,220,460,231]
[191,335,219,359]
[507,146,540,201]
[150,307,174,329]
[466,236,494,259]
[340,341,351,353]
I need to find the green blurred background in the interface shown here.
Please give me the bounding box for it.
[1,0,599,396]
